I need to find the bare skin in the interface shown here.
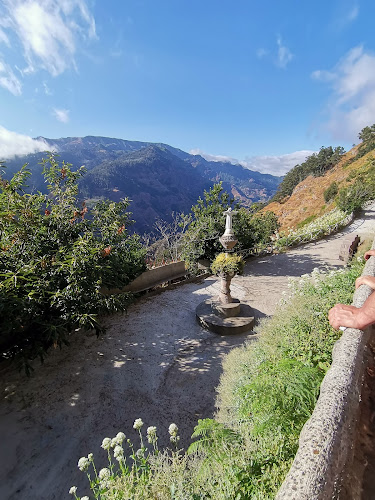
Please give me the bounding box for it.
[329,250,375,330]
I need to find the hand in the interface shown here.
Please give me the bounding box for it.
[364,249,375,260]
[328,303,362,330]
[355,275,375,289]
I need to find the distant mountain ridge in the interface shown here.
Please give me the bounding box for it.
[3,135,282,233]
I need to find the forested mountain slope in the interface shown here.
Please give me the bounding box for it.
[2,135,281,233]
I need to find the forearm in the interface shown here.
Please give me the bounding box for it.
[329,292,375,330]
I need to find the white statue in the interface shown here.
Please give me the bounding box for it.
[223,207,238,235]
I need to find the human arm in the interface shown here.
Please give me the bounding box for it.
[364,249,375,260]
[355,275,375,289]
[329,292,375,330]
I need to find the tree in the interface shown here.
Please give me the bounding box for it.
[180,183,234,265]
[180,183,279,267]
[358,124,375,143]
[271,146,346,202]
[0,155,146,370]
[152,212,192,263]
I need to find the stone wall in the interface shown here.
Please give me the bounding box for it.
[101,261,187,295]
[276,247,375,500]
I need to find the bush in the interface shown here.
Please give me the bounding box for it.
[336,158,375,213]
[0,155,146,370]
[324,181,338,203]
[211,252,244,275]
[274,208,352,250]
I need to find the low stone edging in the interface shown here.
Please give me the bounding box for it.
[276,245,375,500]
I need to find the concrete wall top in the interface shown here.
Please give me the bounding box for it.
[277,246,375,500]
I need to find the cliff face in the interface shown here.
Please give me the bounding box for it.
[263,145,372,232]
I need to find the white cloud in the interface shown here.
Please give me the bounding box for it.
[190,149,314,176]
[0,0,96,94]
[0,125,48,158]
[312,45,375,142]
[0,59,22,95]
[276,36,293,69]
[53,108,70,123]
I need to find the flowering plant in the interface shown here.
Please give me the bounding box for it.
[71,419,180,499]
[0,155,146,371]
[274,208,352,250]
[211,252,244,276]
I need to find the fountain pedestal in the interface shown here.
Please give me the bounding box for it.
[195,208,254,335]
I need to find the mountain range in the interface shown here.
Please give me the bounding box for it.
[3,136,282,233]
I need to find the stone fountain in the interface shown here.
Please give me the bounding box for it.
[196,208,254,335]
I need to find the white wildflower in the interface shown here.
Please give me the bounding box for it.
[113,445,124,461]
[88,453,93,461]
[168,423,178,435]
[111,437,117,448]
[81,497,90,500]
[99,468,111,480]
[133,418,144,430]
[147,426,157,443]
[136,448,144,458]
[69,486,77,495]
[168,423,179,444]
[116,432,126,443]
[147,426,157,436]
[101,437,112,450]
[77,457,90,471]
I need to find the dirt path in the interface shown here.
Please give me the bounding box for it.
[1,205,375,500]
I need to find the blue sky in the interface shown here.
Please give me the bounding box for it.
[1,0,375,175]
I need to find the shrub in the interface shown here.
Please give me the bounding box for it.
[211,252,244,275]
[0,155,146,370]
[336,159,375,213]
[324,181,338,203]
[274,208,352,249]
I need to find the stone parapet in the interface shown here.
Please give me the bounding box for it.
[276,243,375,500]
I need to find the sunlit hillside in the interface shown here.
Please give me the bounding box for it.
[263,143,375,233]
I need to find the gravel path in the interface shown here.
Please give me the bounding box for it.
[1,205,375,500]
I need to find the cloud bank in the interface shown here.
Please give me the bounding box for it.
[312,45,375,142]
[190,149,314,177]
[0,0,96,95]
[0,126,48,158]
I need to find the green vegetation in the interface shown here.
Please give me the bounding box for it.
[296,214,317,229]
[73,260,364,499]
[337,157,375,214]
[275,208,351,249]
[0,155,146,371]
[211,252,244,275]
[271,146,345,203]
[323,181,338,203]
[180,182,278,267]
[344,124,375,166]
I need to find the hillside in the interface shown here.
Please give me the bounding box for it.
[2,135,282,233]
[80,146,212,233]
[264,144,374,232]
